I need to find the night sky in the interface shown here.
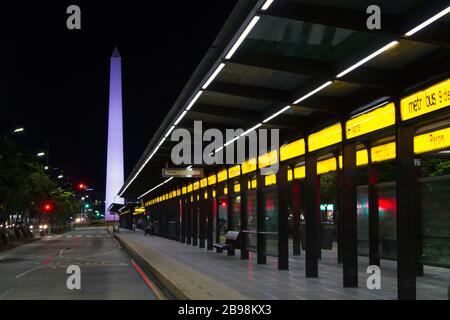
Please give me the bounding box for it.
[2,0,238,198]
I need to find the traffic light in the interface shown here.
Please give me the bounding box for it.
[84,203,90,209]
[77,183,86,190]
[43,202,53,213]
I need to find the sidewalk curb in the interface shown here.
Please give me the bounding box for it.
[113,232,187,300]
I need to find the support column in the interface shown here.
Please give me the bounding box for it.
[180,196,186,243]
[207,187,214,250]
[342,142,358,287]
[216,187,222,243]
[240,175,249,260]
[305,154,319,277]
[256,173,266,264]
[368,165,380,266]
[199,191,206,249]
[186,195,192,245]
[192,193,198,246]
[277,164,289,270]
[336,167,344,264]
[227,180,234,231]
[292,180,301,256]
[396,124,417,300]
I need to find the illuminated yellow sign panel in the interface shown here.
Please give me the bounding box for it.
[234,183,241,193]
[258,150,278,169]
[294,166,306,179]
[265,174,277,186]
[208,175,217,185]
[187,184,193,193]
[228,165,241,179]
[217,169,228,182]
[200,178,208,188]
[401,78,450,121]
[414,127,450,154]
[241,158,257,174]
[308,123,342,152]
[371,142,396,163]
[317,158,337,175]
[176,189,181,196]
[224,186,228,195]
[346,103,395,139]
[182,186,187,194]
[193,181,200,190]
[280,139,305,161]
[288,169,293,181]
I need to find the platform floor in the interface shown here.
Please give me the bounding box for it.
[117,229,449,300]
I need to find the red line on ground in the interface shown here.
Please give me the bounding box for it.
[130,258,164,300]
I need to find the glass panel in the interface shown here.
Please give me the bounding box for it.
[232,195,241,231]
[378,183,397,259]
[419,175,450,267]
[357,186,369,256]
[218,196,228,243]
[247,190,257,252]
[263,188,278,256]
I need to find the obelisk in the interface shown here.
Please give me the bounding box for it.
[105,46,124,221]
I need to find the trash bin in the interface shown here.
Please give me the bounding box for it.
[168,221,177,239]
[320,222,334,250]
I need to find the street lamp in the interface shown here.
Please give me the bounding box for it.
[57,175,63,179]
[37,152,46,157]
[13,128,25,133]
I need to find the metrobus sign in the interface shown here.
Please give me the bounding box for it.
[401,78,450,121]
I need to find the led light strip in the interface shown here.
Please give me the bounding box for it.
[263,105,291,123]
[261,0,274,11]
[336,41,398,78]
[186,90,203,110]
[240,123,262,136]
[225,16,261,60]
[202,63,226,89]
[138,177,174,199]
[294,81,333,104]
[405,6,450,37]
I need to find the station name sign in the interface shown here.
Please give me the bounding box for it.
[346,103,395,139]
[414,127,450,155]
[162,168,204,178]
[401,78,450,121]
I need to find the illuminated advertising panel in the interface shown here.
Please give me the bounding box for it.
[346,103,395,139]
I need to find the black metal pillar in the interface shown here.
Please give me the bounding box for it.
[199,191,206,248]
[277,164,289,270]
[192,194,198,246]
[368,165,380,266]
[292,180,301,256]
[180,196,186,243]
[342,142,358,288]
[240,175,249,260]
[226,180,234,231]
[186,195,192,245]
[396,124,417,300]
[256,173,266,264]
[305,154,319,277]
[336,159,344,264]
[207,187,214,250]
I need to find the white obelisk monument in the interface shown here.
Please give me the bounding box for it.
[105,46,124,221]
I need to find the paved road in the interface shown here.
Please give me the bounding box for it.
[0,227,156,299]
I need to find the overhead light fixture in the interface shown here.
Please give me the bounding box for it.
[138,177,174,199]
[336,41,398,78]
[350,101,389,119]
[294,81,333,104]
[240,123,262,136]
[13,128,24,133]
[215,146,224,153]
[58,175,63,179]
[174,110,188,125]
[225,16,261,60]
[405,6,450,37]
[202,63,226,89]
[224,136,240,147]
[263,105,291,123]
[37,152,45,157]
[186,91,203,111]
[261,0,274,11]
[164,126,175,138]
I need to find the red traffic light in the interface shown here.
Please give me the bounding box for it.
[43,202,53,213]
[77,183,86,190]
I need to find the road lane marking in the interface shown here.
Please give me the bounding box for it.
[15,265,47,279]
[130,258,166,300]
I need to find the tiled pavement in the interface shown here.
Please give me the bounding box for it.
[117,229,450,300]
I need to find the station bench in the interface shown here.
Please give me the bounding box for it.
[213,231,240,256]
